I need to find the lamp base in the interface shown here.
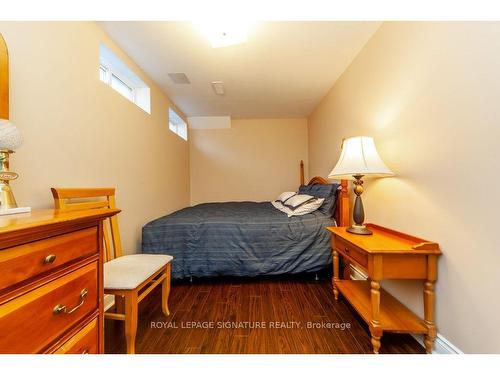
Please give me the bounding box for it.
[0,149,19,209]
[347,224,373,235]
[348,175,373,235]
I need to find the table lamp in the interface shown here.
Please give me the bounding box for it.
[328,136,394,235]
[0,119,23,212]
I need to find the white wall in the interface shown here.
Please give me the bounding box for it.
[308,21,500,353]
[0,22,190,253]
[190,118,308,205]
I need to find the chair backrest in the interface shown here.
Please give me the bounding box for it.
[51,187,123,261]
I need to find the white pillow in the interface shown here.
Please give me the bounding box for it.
[282,194,315,209]
[272,198,325,217]
[271,201,293,216]
[290,198,325,216]
[276,191,297,203]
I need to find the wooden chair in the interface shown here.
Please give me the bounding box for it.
[51,188,172,354]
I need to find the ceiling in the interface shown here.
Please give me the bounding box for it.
[98,21,381,118]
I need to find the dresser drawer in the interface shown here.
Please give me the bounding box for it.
[333,235,368,269]
[0,227,98,291]
[54,317,98,354]
[0,262,98,353]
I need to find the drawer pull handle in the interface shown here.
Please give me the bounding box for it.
[44,254,57,264]
[345,247,350,253]
[53,289,88,315]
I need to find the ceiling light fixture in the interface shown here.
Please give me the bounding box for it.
[193,20,254,48]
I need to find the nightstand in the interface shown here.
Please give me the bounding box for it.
[326,224,442,354]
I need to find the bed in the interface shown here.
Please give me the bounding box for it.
[142,161,349,279]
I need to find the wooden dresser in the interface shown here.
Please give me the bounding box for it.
[0,208,119,354]
[327,224,442,354]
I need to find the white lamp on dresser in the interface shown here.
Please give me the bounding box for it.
[0,119,30,215]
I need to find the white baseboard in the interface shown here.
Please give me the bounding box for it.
[348,264,462,354]
[104,294,115,312]
[411,333,463,354]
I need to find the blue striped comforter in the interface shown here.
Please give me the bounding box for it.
[141,201,334,279]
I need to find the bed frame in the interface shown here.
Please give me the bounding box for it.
[300,160,350,227]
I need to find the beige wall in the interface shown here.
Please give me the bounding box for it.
[190,118,307,205]
[4,20,498,352]
[0,22,190,253]
[309,22,500,353]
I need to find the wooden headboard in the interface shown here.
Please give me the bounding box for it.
[300,160,350,227]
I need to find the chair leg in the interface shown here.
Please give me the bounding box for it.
[115,295,125,314]
[162,263,171,316]
[124,291,138,354]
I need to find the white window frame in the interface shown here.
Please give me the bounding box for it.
[99,43,151,114]
[169,108,188,141]
[99,63,136,103]
[99,65,108,82]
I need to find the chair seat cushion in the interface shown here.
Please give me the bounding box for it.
[104,254,173,290]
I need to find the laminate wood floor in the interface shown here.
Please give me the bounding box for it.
[105,275,425,354]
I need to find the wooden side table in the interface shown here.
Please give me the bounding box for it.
[327,224,442,354]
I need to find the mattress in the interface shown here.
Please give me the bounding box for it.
[142,201,334,279]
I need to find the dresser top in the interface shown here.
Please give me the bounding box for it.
[326,223,441,254]
[0,208,120,236]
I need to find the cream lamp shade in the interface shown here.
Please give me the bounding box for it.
[328,136,394,180]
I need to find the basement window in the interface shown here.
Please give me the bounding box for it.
[169,108,188,141]
[99,43,151,114]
